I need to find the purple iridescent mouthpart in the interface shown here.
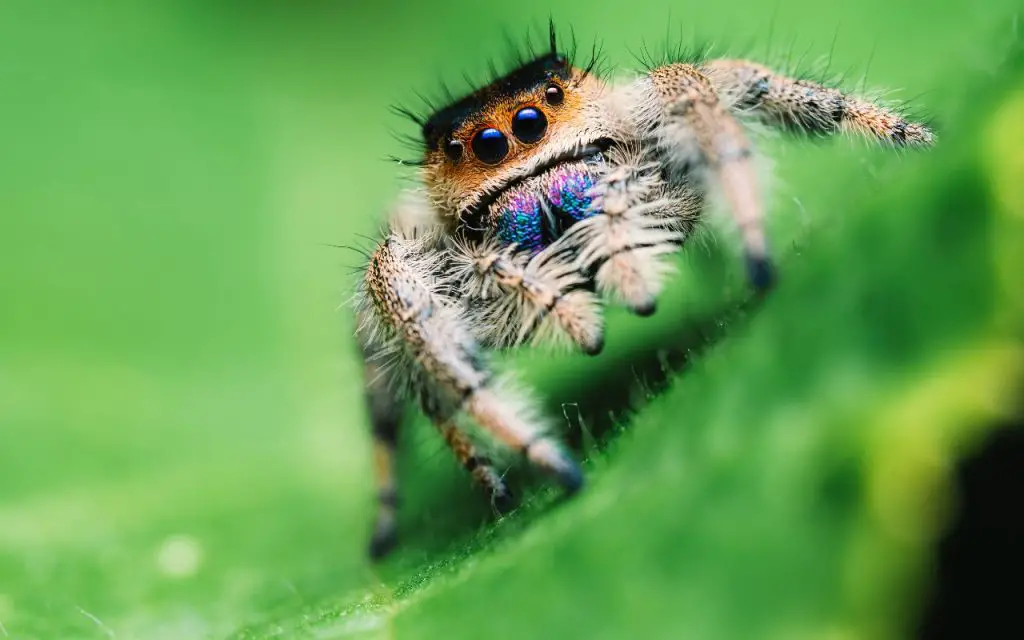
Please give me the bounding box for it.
[546,169,595,223]
[494,165,597,254]
[495,191,545,253]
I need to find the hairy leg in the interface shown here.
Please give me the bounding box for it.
[701,59,935,146]
[358,230,581,557]
[450,235,604,354]
[432,417,514,511]
[562,145,686,314]
[360,354,404,559]
[362,345,512,559]
[643,63,773,289]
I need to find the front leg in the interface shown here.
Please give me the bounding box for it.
[645,63,774,289]
[700,59,935,146]
[358,228,582,558]
[558,146,691,315]
[450,235,605,354]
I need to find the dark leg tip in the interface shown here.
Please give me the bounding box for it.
[745,253,776,293]
[492,487,517,514]
[554,460,585,497]
[583,335,605,356]
[367,527,398,561]
[526,440,585,498]
[632,300,657,317]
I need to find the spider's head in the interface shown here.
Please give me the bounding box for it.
[418,42,610,222]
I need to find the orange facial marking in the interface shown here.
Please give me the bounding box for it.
[422,73,603,214]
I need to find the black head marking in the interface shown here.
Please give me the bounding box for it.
[422,52,572,151]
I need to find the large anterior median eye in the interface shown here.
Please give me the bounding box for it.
[511,107,547,143]
[472,127,509,164]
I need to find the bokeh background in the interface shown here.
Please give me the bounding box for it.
[1,1,1021,638]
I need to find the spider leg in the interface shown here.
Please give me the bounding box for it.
[560,148,686,315]
[360,354,404,560]
[700,59,935,146]
[450,235,605,354]
[358,230,581,558]
[432,416,514,512]
[361,350,513,559]
[645,63,774,290]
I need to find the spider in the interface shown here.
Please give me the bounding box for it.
[354,25,934,560]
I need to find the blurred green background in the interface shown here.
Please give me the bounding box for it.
[1,1,1021,638]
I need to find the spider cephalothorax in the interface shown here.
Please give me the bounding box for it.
[355,25,934,559]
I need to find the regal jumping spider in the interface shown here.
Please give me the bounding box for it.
[354,25,934,559]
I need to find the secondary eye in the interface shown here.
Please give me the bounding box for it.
[472,127,509,164]
[444,139,463,162]
[512,107,547,143]
[544,84,564,105]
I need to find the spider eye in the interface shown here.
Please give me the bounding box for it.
[511,107,547,143]
[471,128,509,165]
[444,139,463,162]
[544,84,564,106]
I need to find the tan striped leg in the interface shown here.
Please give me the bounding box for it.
[568,149,691,315]
[644,63,773,290]
[359,232,581,560]
[434,419,514,512]
[700,59,936,146]
[451,236,604,353]
[362,357,403,560]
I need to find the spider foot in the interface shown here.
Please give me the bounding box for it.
[583,333,606,356]
[491,484,517,514]
[368,519,398,561]
[745,252,776,293]
[526,438,584,496]
[553,458,584,496]
[632,300,657,317]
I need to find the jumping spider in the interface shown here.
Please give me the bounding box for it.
[354,25,934,559]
